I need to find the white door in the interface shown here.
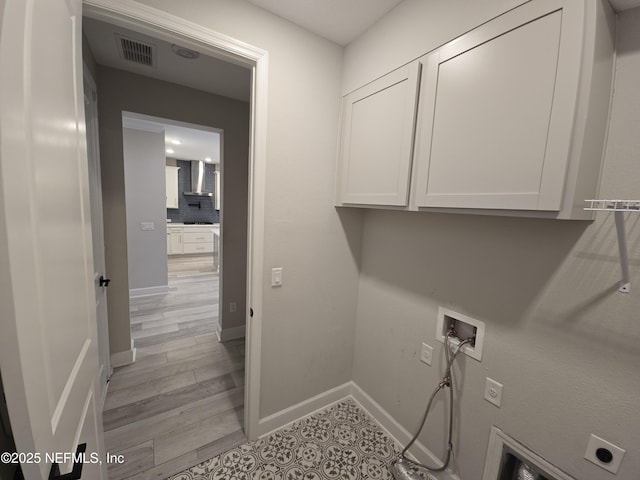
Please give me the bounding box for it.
[85,70,111,405]
[0,1,107,479]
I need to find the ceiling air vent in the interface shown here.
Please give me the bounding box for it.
[116,35,155,67]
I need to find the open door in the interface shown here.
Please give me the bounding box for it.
[0,1,107,478]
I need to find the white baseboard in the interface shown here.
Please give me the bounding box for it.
[216,324,246,342]
[350,382,450,471]
[256,382,352,438]
[255,381,457,479]
[129,285,169,298]
[110,344,136,368]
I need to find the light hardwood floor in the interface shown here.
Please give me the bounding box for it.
[103,255,246,480]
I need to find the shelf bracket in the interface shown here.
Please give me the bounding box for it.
[614,210,631,293]
[585,200,639,294]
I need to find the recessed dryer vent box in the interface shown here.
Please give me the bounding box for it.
[436,307,485,361]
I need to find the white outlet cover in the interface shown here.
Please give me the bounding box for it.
[584,434,625,474]
[484,377,503,407]
[421,343,433,366]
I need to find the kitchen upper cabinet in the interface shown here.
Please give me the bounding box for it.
[336,0,614,219]
[336,62,421,206]
[166,165,179,209]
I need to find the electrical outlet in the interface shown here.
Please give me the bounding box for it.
[484,377,503,407]
[584,434,625,474]
[420,343,433,366]
[229,302,237,313]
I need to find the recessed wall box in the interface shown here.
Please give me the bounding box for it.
[435,307,485,361]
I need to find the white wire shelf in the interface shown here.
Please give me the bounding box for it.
[584,199,640,212]
[584,199,640,293]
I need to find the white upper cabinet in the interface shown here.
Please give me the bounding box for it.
[336,0,615,219]
[414,9,564,211]
[166,165,179,209]
[337,63,421,206]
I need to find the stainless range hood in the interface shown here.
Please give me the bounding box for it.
[184,160,213,196]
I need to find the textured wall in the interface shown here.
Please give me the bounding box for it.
[348,3,640,479]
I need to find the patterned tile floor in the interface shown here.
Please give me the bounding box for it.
[166,399,403,480]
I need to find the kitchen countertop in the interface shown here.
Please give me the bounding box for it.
[167,222,220,228]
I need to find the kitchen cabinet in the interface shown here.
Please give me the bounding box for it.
[167,226,183,255]
[166,165,179,209]
[183,228,214,254]
[336,62,421,206]
[335,0,614,219]
[167,225,215,255]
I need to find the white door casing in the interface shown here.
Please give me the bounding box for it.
[84,67,112,406]
[82,0,269,441]
[0,0,107,479]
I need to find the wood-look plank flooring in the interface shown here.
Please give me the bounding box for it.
[103,255,246,480]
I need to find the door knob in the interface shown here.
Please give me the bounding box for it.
[99,276,111,287]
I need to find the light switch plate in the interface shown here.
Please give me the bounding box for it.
[271,267,283,287]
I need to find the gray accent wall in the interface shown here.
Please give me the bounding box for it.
[123,128,168,291]
[345,3,640,480]
[96,65,250,357]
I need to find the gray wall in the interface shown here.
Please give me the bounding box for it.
[96,66,250,355]
[346,3,640,480]
[123,128,168,291]
[133,0,362,418]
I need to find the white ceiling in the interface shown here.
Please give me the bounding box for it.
[246,0,404,46]
[609,0,640,11]
[83,17,251,102]
[122,113,221,164]
[246,0,640,44]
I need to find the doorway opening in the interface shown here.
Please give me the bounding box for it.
[81,7,266,478]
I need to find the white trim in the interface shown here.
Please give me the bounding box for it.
[257,382,352,438]
[110,343,136,368]
[215,323,246,342]
[482,426,575,480]
[350,382,452,473]
[82,0,268,441]
[129,285,170,298]
[253,381,458,478]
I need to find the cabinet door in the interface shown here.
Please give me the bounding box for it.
[168,229,183,255]
[414,9,566,211]
[166,166,179,209]
[337,63,421,206]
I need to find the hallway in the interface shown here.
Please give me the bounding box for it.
[102,255,246,479]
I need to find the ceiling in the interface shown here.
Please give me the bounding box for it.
[122,113,221,163]
[83,17,252,102]
[609,0,640,11]
[245,0,404,46]
[245,0,640,44]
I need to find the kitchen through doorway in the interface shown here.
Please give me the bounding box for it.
[82,15,253,478]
